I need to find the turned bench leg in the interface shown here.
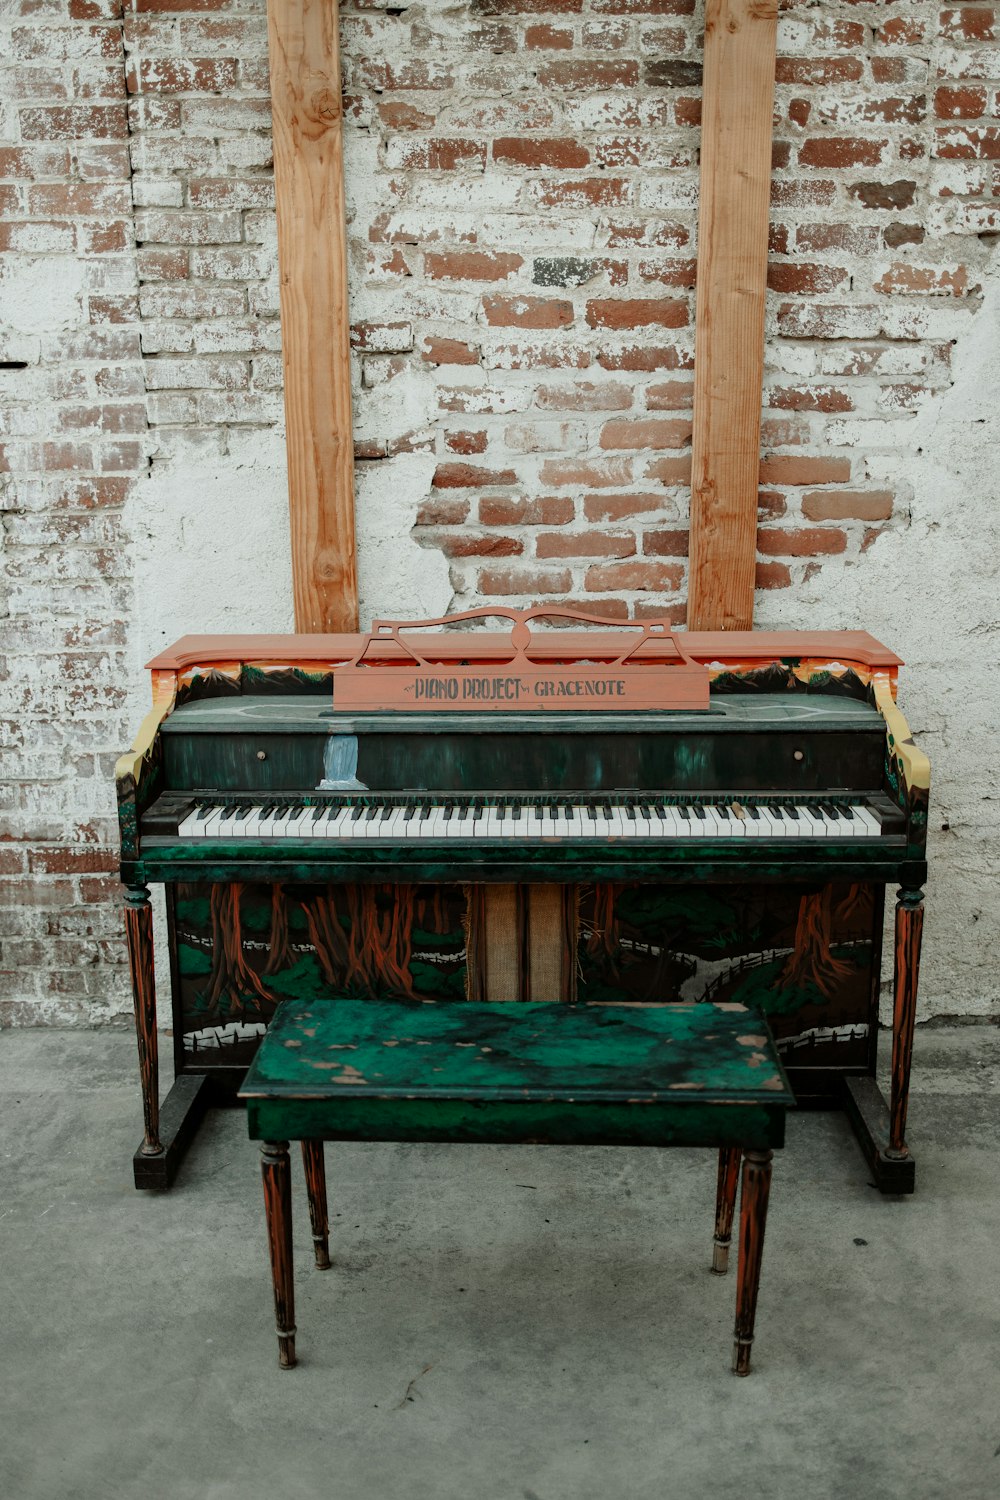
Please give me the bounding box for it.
[260,1141,296,1369]
[712,1146,741,1274]
[301,1140,331,1270]
[733,1148,773,1376]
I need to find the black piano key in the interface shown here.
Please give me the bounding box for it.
[364,804,379,822]
[784,804,799,822]
[419,804,432,822]
[587,806,597,821]
[234,806,251,822]
[678,806,691,821]
[403,804,416,823]
[350,804,365,822]
[716,804,731,821]
[693,805,706,821]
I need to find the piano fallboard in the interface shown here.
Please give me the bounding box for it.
[159,693,887,796]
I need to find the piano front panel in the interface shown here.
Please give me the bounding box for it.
[169,877,878,1085]
[158,694,888,797]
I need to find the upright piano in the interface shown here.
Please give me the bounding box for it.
[115,612,928,1192]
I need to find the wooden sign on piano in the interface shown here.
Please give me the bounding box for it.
[333,607,711,712]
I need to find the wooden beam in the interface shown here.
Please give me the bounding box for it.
[268,0,358,632]
[688,0,778,632]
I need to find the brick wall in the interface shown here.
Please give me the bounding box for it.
[1,0,998,1022]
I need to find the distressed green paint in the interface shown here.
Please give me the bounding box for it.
[136,841,925,889]
[245,1095,787,1148]
[240,998,792,1148]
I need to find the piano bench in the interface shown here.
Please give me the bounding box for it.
[239,997,794,1376]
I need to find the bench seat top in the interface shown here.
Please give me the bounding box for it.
[241,999,793,1149]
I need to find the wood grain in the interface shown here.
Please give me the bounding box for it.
[688,0,779,631]
[267,0,357,633]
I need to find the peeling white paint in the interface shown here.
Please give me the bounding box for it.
[757,270,1000,1019]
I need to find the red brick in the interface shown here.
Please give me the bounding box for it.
[585,561,683,591]
[533,178,631,208]
[388,138,487,171]
[756,562,792,590]
[536,381,633,411]
[801,490,894,522]
[767,262,848,295]
[479,496,575,526]
[645,380,693,410]
[585,298,688,330]
[445,430,488,455]
[645,456,692,485]
[757,528,848,556]
[27,847,117,876]
[19,104,128,140]
[524,24,574,48]
[433,462,518,488]
[598,335,687,369]
[494,137,590,168]
[426,251,523,281]
[435,534,524,558]
[636,258,698,287]
[416,498,470,526]
[599,418,692,449]
[759,456,852,486]
[767,386,854,414]
[136,58,238,93]
[536,531,636,558]
[935,86,987,120]
[876,264,969,295]
[939,8,996,43]
[878,16,926,45]
[592,0,695,11]
[483,295,574,328]
[799,137,889,169]
[935,127,1000,158]
[583,493,666,521]
[478,566,571,595]
[536,60,640,89]
[422,338,481,366]
[377,101,436,131]
[642,529,689,556]
[540,457,634,487]
[775,57,864,86]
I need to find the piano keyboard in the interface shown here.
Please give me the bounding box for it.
[177,797,885,842]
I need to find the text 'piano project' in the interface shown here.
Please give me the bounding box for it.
[115,613,928,1195]
[331,609,710,711]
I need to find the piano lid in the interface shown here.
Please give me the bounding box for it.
[146,626,903,674]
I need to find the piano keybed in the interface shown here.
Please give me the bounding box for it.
[172,793,898,843]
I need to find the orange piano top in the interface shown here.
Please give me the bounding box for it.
[147,630,902,673]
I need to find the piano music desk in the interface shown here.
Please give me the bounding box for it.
[240,997,795,1375]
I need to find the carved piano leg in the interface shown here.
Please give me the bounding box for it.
[261,1141,296,1368]
[301,1140,331,1269]
[733,1149,773,1376]
[124,885,161,1158]
[888,887,924,1160]
[712,1146,741,1273]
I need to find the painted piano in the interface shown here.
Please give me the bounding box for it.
[115,610,929,1192]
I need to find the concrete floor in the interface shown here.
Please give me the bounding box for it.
[1,1028,999,1500]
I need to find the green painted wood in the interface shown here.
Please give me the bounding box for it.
[158,692,886,797]
[240,999,793,1148]
[133,842,925,889]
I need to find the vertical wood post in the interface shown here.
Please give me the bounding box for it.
[268,0,358,632]
[688,0,778,631]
